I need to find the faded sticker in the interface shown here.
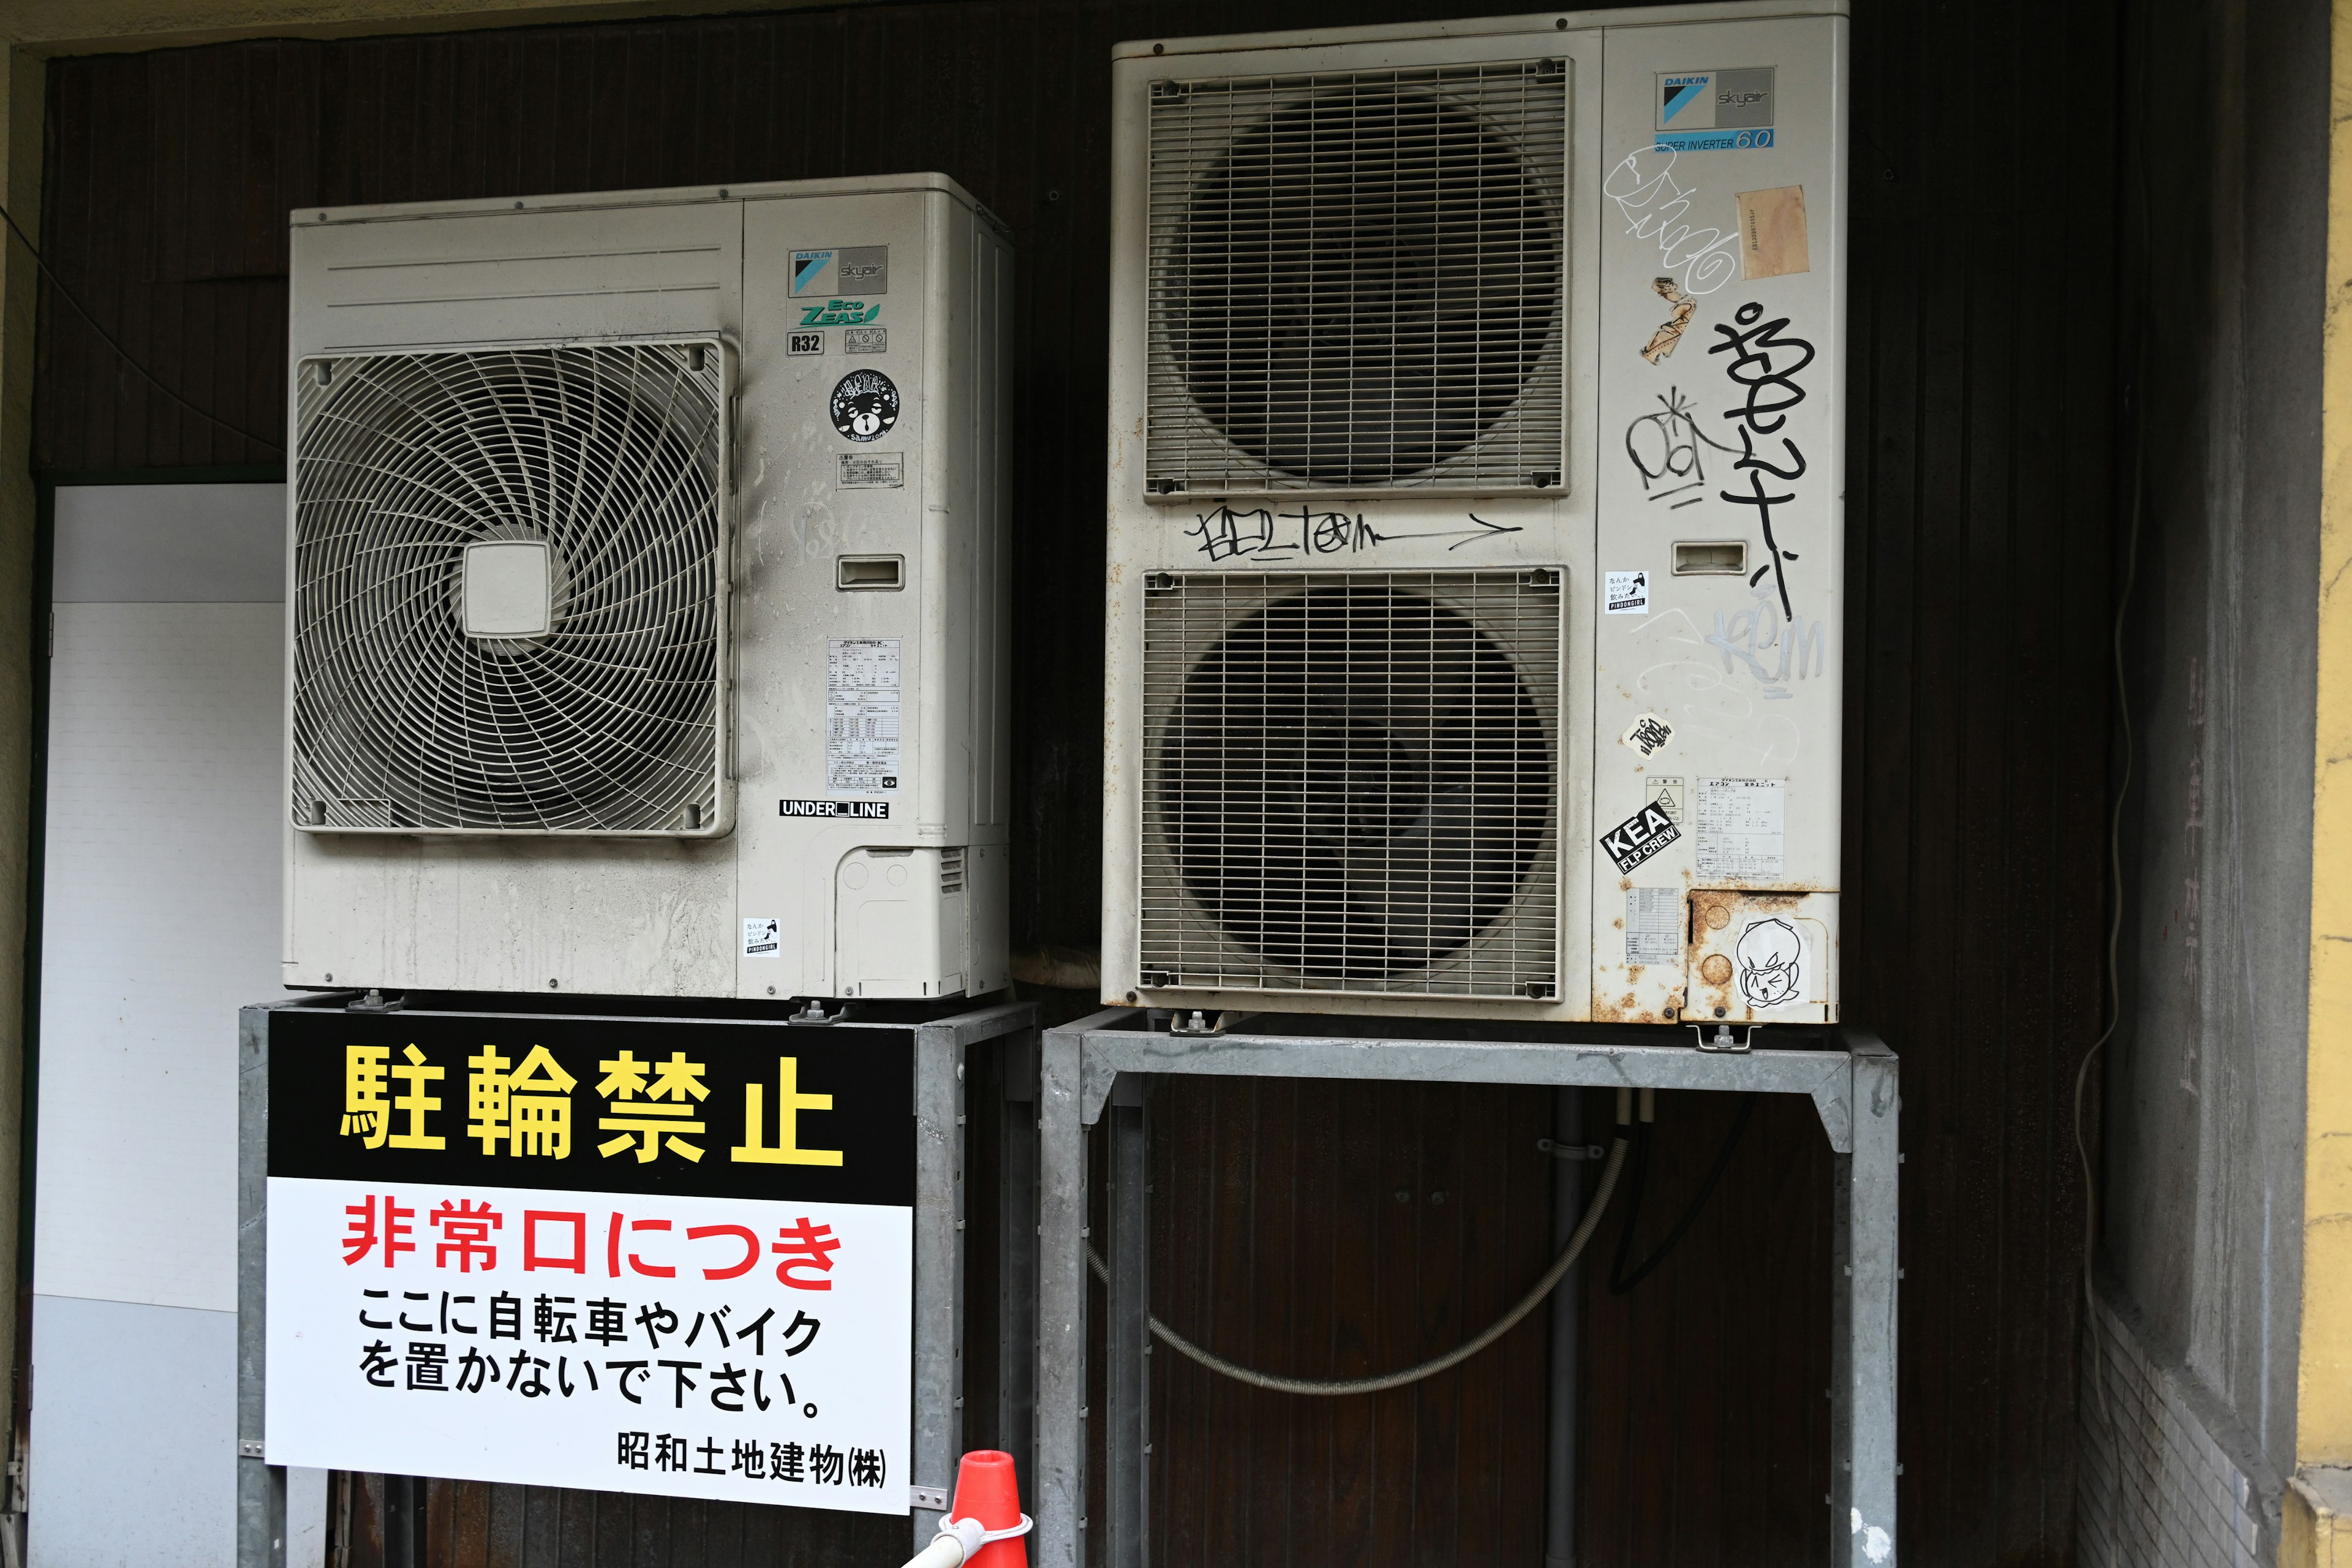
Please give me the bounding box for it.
[788,330,824,357]
[1600,800,1681,874]
[1654,67,1776,151]
[1621,711,1675,758]
[844,326,888,355]
[1736,917,1804,1006]
[1649,775,1686,823]
[831,371,901,443]
[1605,570,1651,615]
[1735,186,1811,279]
[826,638,902,794]
[1626,886,1683,967]
[839,452,905,489]
[1642,277,1697,363]
[1695,776,1786,880]
[780,799,889,819]
[742,916,780,958]
[837,246,888,295]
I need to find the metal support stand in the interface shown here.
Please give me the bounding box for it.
[909,1001,1039,1554]
[997,1030,1042,1513]
[1035,1012,1901,1568]
[1544,1085,1584,1568]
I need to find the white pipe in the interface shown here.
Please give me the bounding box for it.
[897,1536,966,1568]
[895,1514,1032,1568]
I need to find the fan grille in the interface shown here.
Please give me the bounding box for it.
[292,342,727,834]
[1140,570,1561,997]
[1146,60,1569,493]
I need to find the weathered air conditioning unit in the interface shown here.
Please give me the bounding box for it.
[1101,1,1847,1024]
[284,176,1012,1003]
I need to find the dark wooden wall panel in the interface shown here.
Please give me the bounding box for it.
[32,1,2122,1562]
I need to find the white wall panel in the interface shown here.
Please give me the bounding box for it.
[35,485,283,1313]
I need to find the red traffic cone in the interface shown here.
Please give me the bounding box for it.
[948,1449,1027,1568]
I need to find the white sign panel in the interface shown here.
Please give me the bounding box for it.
[262,1009,916,1512]
[265,1179,909,1508]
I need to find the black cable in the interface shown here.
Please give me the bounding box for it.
[1607,1092,1759,1295]
[0,197,283,452]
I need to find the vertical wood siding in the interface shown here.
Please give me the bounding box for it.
[34,1,2119,1561]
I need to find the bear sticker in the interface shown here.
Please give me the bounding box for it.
[830,370,901,443]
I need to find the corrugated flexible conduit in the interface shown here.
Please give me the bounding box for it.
[1086,1124,1629,1397]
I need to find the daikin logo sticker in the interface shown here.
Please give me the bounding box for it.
[791,250,835,295]
[1654,67,1777,151]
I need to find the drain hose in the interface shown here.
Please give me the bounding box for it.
[1085,1135,1627,1396]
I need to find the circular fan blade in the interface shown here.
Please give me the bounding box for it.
[1155,584,1552,984]
[292,344,723,833]
[1163,75,1564,487]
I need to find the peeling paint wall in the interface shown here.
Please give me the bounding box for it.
[2096,0,2329,1536]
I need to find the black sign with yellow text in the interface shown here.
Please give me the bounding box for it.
[268,1010,914,1207]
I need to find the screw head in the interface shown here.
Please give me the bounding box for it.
[1714,1006,1727,1018]
[548,978,559,989]
[1152,41,1164,53]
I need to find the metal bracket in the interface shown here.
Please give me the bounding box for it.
[238,1439,266,1460]
[1536,1139,1605,1159]
[788,999,851,1025]
[911,1484,949,1511]
[345,988,402,1013]
[1692,1022,1754,1053]
[1163,1008,1255,1038]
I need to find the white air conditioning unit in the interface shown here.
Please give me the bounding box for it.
[1102,2,1847,1025]
[283,175,1012,1003]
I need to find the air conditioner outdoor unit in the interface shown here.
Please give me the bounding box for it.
[1102,1,1846,1025]
[283,175,1012,1003]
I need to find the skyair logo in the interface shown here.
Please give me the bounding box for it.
[1660,74,1711,124]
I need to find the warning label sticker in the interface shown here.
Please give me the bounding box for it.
[827,639,902,795]
[839,452,905,489]
[1626,886,1683,967]
[1695,777,1786,880]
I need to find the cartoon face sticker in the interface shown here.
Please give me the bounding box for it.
[829,370,900,443]
[1734,918,1802,1008]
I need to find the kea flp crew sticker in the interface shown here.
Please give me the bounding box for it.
[830,371,900,443]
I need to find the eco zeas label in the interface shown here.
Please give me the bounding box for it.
[263,1009,915,1513]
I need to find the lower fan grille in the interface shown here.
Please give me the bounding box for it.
[1140,570,1561,998]
[292,341,728,834]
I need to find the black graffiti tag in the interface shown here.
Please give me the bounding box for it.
[1709,301,1815,621]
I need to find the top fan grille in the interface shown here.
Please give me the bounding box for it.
[1146,60,1569,493]
[292,342,727,834]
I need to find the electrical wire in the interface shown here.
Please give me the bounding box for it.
[1607,1093,1758,1296]
[1085,1135,1628,1397]
[0,197,283,452]
[2072,6,2156,1438]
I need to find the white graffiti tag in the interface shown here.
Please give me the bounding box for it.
[1603,144,1743,296]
